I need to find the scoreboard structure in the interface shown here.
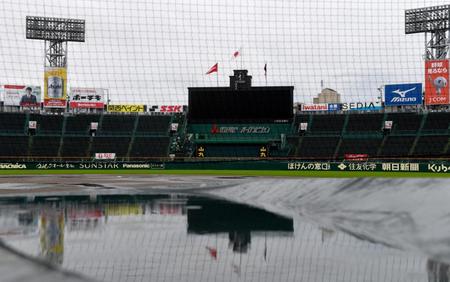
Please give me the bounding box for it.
[187,70,294,158]
[188,70,294,124]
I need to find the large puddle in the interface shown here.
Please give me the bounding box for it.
[0,194,446,282]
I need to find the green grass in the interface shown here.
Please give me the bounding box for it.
[0,169,448,178]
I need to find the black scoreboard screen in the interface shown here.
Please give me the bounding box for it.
[188,87,293,123]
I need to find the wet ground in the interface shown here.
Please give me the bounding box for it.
[0,175,449,282]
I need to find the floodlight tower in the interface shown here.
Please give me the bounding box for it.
[405,5,450,60]
[26,16,85,67]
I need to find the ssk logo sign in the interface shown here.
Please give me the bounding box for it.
[211,125,270,134]
[160,105,183,113]
[149,105,185,113]
[384,83,422,106]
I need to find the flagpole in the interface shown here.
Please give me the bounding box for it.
[264,62,267,86]
[217,67,219,87]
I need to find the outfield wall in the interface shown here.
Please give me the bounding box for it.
[0,160,449,174]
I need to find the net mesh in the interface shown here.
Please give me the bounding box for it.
[1,1,450,161]
[0,0,442,105]
[0,197,429,282]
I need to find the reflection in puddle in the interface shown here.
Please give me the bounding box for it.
[428,260,450,282]
[0,194,441,282]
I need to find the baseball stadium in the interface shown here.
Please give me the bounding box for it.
[1,1,450,282]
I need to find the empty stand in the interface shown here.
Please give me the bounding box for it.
[378,136,415,157]
[136,115,171,135]
[296,137,340,159]
[90,137,131,158]
[0,113,26,134]
[99,115,136,136]
[422,112,450,132]
[386,113,423,132]
[346,113,384,132]
[61,137,90,158]
[338,137,382,158]
[196,144,262,158]
[309,114,346,133]
[129,137,170,159]
[294,114,309,126]
[29,114,64,135]
[413,136,449,157]
[0,136,29,158]
[29,136,61,158]
[65,115,100,135]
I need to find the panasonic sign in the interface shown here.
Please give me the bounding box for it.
[384,83,422,106]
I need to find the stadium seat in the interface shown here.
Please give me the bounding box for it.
[337,137,382,158]
[378,136,415,158]
[0,113,27,134]
[61,137,90,159]
[309,114,346,134]
[346,113,384,132]
[422,112,450,133]
[29,114,64,135]
[296,137,340,159]
[386,113,423,132]
[412,136,449,157]
[29,136,61,158]
[99,115,136,136]
[136,115,171,135]
[129,137,170,159]
[65,115,101,135]
[0,136,29,159]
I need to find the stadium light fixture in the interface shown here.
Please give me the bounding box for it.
[26,16,85,67]
[405,5,450,60]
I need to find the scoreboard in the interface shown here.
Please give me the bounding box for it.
[188,86,294,123]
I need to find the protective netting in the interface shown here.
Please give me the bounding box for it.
[0,0,444,105]
[0,195,430,282]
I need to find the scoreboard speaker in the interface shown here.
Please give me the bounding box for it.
[299,122,308,134]
[28,120,37,136]
[383,120,393,134]
[90,122,98,136]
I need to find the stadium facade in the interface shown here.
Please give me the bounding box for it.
[0,69,449,163]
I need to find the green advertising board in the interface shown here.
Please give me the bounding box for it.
[0,160,449,174]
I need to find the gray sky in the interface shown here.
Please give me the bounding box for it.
[0,0,445,105]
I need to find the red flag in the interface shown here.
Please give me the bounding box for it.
[233,50,240,58]
[206,63,218,75]
[206,246,217,259]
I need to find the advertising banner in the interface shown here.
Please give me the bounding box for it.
[328,103,342,111]
[107,104,145,113]
[94,153,116,160]
[70,88,105,109]
[44,67,67,108]
[341,102,382,111]
[384,83,422,106]
[3,85,41,107]
[301,103,328,111]
[344,154,369,161]
[149,105,184,113]
[425,59,450,105]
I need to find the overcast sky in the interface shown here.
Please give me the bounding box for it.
[0,0,446,104]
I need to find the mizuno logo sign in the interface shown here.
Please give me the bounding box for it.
[391,87,416,98]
